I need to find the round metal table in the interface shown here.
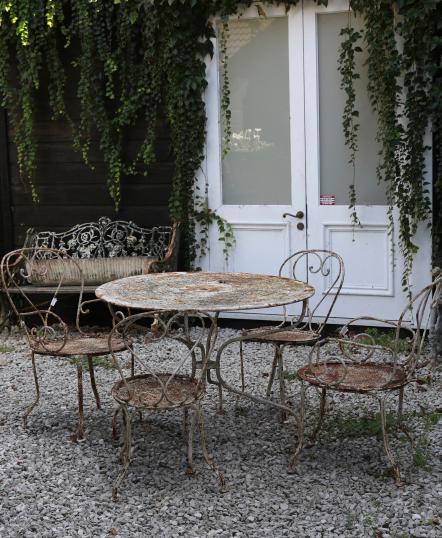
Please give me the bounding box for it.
[95,272,314,312]
[96,272,315,412]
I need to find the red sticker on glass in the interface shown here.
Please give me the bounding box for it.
[320,195,335,205]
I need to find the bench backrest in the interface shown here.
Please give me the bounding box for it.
[25,217,176,260]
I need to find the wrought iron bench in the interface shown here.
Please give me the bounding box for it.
[0,217,179,327]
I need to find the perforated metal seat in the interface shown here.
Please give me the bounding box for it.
[112,373,204,410]
[32,335,126,356]
[248,329,320,345]
[297,362,406,392]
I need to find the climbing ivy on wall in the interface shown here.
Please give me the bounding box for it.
[0,0,440,277]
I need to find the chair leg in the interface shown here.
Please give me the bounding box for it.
[130,351,135,378]
[276,345,288,421]
[73,360,85,442]
[266,345,280,398]
[196,403,225,490]
[239,340,245,393]
[87,356,101,410]
[308,388,327,446]
[217,382,224,415]
[182,407,189,438]
[395,386,415,448]
[185,407,197,475]
[234,340,247,413]
[112,407,121,441]
[23,352,40,428]
[288,381,306,473]
[379,398,402,486]
[113,404,132,500]
[397,386,404,425]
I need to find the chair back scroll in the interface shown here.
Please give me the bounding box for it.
[397,274,442,374]
[279,249,345,333]
[338,274,442,378]
[108,311,215,410]
[0,248,87,351]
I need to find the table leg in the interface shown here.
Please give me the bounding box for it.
[214,332,294,416]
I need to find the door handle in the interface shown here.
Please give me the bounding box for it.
[283,211,304,220]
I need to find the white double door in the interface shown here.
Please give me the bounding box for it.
[201,1,431,322]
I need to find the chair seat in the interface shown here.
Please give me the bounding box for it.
[111,373,204,410]
[246,328,320,345]
[297,362,406,392]
[31,334,126,356]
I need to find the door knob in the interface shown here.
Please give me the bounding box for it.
[283,211,304,220]
[297,222,305,231]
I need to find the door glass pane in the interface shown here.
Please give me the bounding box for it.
[220,17,291,205]
[318,12,387,205]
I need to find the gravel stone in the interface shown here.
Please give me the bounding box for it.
[0,328,441,537]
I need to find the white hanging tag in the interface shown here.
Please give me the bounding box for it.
[50,298,58,307]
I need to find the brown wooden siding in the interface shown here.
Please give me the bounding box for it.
[0,103,174,257]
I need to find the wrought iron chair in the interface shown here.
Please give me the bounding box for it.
[239,250,345,408]
[289,275,442,485]
[0,247,126,441]
[108,310,224,500]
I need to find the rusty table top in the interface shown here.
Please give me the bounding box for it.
[95,272,315,312]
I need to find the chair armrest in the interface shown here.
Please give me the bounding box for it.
[20,309,69,353]
[340,316,399,336]
[162,221,180,266]
[339,316,415,345]
[77,297,125,333]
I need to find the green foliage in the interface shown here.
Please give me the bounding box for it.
[338,10,362,226]
[341,0,440,290]
[194,196,236,265]
[219,16,231,157]
[357,327,411,354]
[70,354,118,370]
[0,0,439,271]
[0,344,15,353]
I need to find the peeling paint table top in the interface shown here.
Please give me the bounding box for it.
[95,272,315,312]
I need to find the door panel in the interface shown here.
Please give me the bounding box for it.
[304,1,431,321]
[203,5,307,320]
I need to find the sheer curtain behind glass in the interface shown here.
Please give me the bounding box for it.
[220,17,291,205]
[318,12,387,205]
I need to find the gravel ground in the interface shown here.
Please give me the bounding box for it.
[0,327,441,538]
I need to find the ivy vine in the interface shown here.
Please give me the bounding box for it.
[338,9,362,227]
[341,0,440,289]
[0,0,440,278]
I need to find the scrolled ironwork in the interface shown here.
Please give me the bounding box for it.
[278,249,345,331]
[25,217,175,260]
[109,311,210,410]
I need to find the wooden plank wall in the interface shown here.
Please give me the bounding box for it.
[0,76,174,257]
